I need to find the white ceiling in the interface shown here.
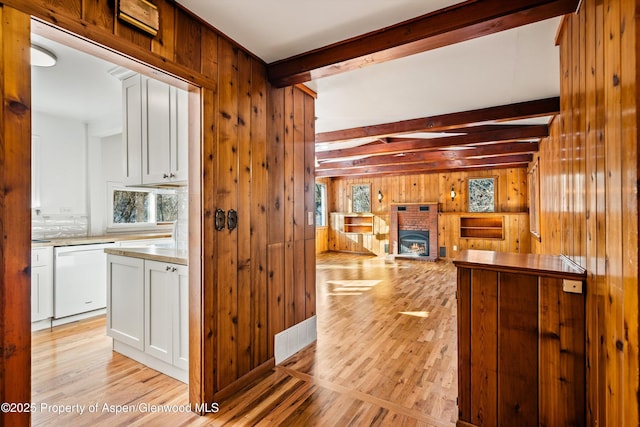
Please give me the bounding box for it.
[177,0,561,134]
[31,34,124,126]
[30,1,560,142]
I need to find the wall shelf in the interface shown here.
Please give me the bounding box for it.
[337,213,374,235]
[460,216,504,239]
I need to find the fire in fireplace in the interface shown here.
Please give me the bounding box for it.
[398,230,429,256]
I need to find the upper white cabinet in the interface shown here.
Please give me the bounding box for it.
[122,74,188,186]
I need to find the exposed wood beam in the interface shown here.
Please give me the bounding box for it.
[268,0,579,87]
[316,154,533,178]
[316,125,547,160]
[316,98,558,143]
[317,142,539,171]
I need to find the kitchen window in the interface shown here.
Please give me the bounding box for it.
[108,182,177,230]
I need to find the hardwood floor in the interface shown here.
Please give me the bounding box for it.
[31,253,458,426]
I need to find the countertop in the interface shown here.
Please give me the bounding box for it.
[453,249,586,280]
[105,246,188,266]
[31,233,171,248]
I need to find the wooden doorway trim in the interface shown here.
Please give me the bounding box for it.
[0,6,208,423]
[0,5,33,426]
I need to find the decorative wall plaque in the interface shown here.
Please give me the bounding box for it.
[118,0,159,36]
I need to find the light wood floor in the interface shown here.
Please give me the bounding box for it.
[32,253,458,426]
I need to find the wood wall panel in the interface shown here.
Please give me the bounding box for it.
[3,0,308,415]
[535,2,639,425]
[250,62,268,368]
[470,269,498,426]
[236,50,253,379]
[216,38,239,390]
[324,168,530,258]
[315,227,329,253]
[0,6,32,426]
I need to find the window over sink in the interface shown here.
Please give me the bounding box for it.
[108,182,177,230]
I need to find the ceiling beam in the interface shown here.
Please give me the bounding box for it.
[316,97,558,143]
[329,163,530,180]
[316,125,548,160]
[317,142,539,171]
[316,154,533,178]
[268,0,579,87]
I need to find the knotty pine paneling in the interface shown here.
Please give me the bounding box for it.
[534,2,639,425]
[0,7,32,426]
[324,168,529,258]
[267,85,316,344]
[3,0,309,414]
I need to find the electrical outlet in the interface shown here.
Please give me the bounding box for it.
[563,279,583,294]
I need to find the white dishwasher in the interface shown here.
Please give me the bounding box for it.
[54,242,116,318]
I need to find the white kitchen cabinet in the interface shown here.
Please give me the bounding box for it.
[122,74,188,186]
[107,255,188,381]
[31,247,53,322]
[173,265,189,370]
[106,255,145,350]
[145,260,188,368]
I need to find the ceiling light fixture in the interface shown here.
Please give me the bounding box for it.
[31,44,57,67]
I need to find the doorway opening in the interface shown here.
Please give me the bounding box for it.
[29,17,202,401]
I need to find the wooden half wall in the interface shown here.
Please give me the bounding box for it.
[0,0,316,420]
[323,168,530,258]
[532,1,639,425]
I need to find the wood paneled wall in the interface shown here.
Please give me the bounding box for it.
[0,0,315,417]
[267,86,316,343]
[324,168,530,258]
[533,2,639,425]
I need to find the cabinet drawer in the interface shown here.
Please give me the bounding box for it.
[32,247,52,267]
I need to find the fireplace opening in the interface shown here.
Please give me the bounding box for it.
[399,230,429,256]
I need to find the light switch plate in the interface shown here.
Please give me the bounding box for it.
[563,279,583,294]
[308,211,314,225]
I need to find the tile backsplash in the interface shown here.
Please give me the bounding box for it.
[32,211,88,239]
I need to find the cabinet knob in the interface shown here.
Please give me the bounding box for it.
[169,173,176,178]
[163,173,169,178]
[171,267,177,272]
[165,265,171,271]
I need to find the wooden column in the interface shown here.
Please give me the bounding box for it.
[0,5,32,426]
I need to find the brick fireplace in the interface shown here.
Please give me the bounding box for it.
[389,203,438,261]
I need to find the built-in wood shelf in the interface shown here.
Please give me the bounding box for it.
[460,215,504,239]
[332,213,375,235]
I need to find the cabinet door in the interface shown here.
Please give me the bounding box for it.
[122,75,143,186]
[142,78,172,185]
[31,265,53,322]
[145,260,173,363]
[171,87,189,183]
[107,255,145,350]
[173,265,189,370]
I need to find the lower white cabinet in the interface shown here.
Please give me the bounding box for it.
[106,255,188,382]
[31,247,53,322]
[107,255,145,350]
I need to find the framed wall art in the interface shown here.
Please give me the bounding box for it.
[468,177,496,212]
[351,184,371,213]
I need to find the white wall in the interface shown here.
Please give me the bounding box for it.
[32,112,87,215]
[87,132,124,235]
